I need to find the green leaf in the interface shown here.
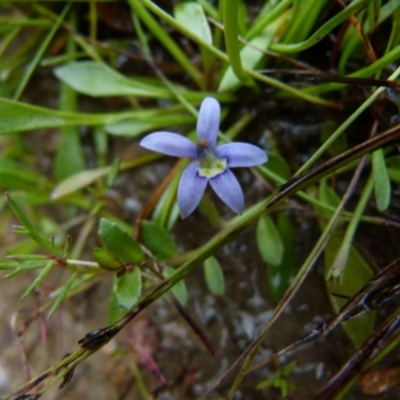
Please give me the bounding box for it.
[267,212,295,301]
[48,272,78,318]
[163,266,188,306]
[51,167,109,200]
[222,0,247,84]
[7,193,61,255]
[55,90,85,181]
[98,218,144,263]
[219,16,279,91]
[203,256,225,296]
[266,153,291,181]
[140,220,178,259]
[372,148,391,212]
[108,287,125,325]
[324,231,375,349]
[174,2,212,45]
[387,155,400,183]
[93,247,123,271]
[320,120,348,155]
[0,97,171,135]
[256,214,284,266]
[0,156,48,190]
[0,97,83,135]
[54,61,169,98]
[105,113,195,137]
[317,179,341,218]
[115,268,142,310]
[20,260,55,300]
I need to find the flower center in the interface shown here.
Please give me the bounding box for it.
[196,139,227,178]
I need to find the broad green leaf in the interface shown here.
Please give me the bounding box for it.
[141,220,178,259]
[108,288,125,325]
[105,113,195,137]
[98,218,144,263]
[0,97,181,135]
[256,214,284,266]
[93,247,122,271]
[115,267,142,310]
[51,167,109,200]
[203,256,225,296]
[163,266,188,305]
[267,212,295,301]
[174,2,212,45]
[0,97,86,134]
[323,231,375,349]
[54,61,169,98]
[372,148,391,212]
[316,180,375,348]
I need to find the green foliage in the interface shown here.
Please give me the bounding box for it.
[7,193,62,255]
[174,2,212,45]
[98,218,144,264]
[115,267,142,310]
[256,361,296,397]
[256,214,284,266]
[323,231,375,349]
[163,266,188,306]
[55,61,172,99]
[372,149,391,212]
[140,220,178,259]
[317,181,376,348]
[267,212,295,301]
[93,247,123,271]
[203,256,225,296]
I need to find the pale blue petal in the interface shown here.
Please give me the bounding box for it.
[216,143,268,167]
[178,162,208,219]
[209,169,244,214]
[140,132,196,159]
[196,97,220,147]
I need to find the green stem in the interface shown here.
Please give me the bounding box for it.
[223,0,247,83]
[13,3,71,100]
[128,0,203,88]
[295,64,400,176]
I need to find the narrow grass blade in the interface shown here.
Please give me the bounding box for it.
[20,260,55,300]
[48,272,78,318]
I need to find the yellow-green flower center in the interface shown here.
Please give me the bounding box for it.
[196,138,227,178]
[198,157,227,178]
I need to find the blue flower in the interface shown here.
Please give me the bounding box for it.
[140,97,268,219]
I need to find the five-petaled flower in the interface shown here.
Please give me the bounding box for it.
[140,97,267,219]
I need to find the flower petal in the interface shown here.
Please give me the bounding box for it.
[196,97,220,147]
[140,132,196,158]
[209,169,244,214]
[178,161,208,219]
[216,143,268,167]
